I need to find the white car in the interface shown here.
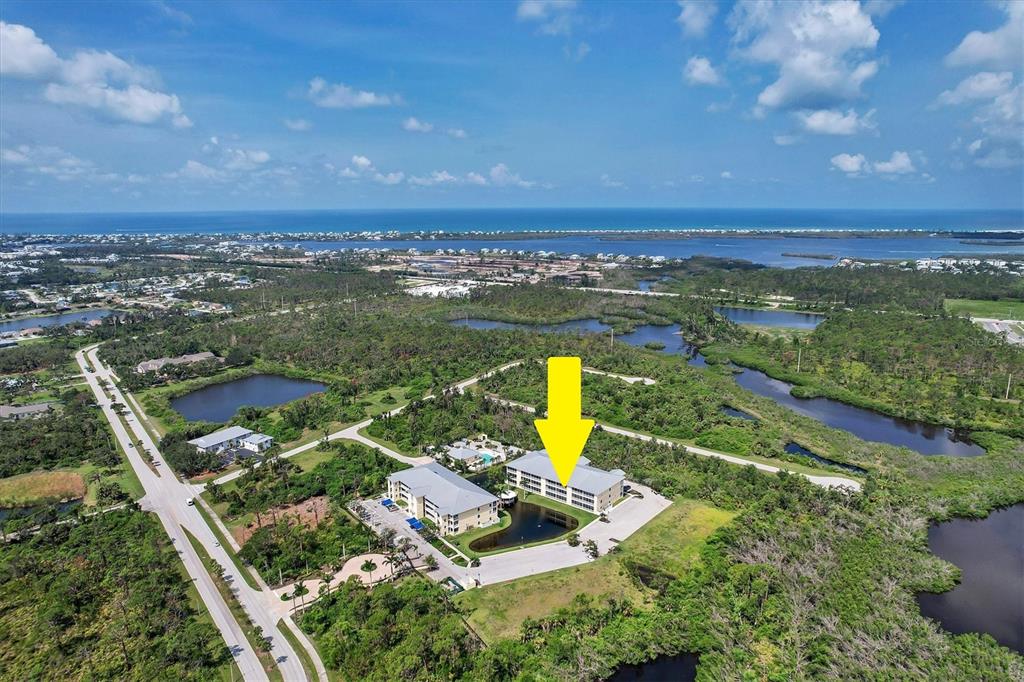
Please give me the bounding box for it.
[186,497,195,506]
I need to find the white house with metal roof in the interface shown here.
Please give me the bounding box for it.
[188,425,273,455]
[505,450,625,514]
[387,462,499,536]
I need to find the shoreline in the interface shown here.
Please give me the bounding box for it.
[6,227,1024,242]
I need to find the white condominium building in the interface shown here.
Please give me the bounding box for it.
[387,462,500,536]
[505,450,625,514]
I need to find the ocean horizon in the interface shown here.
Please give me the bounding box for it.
[2,207,1023,236]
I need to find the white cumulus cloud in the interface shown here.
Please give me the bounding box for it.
[683,56,722,86]
[517,0,578,37]
[677,0,718,38]
[489,163,537,188]
[0,21,191,127]
[795,108,876,135]
[945,1,1023,70]
[403,117,434,133]
[830,152,868,175]
[307,77,398,109]
[873,150,915,174]
[283,118,312,131]
[934,71,1014,107]
[729,0,880,112]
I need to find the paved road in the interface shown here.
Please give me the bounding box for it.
[362,481,670,588]
[975,317,1024,346]
[77,345,316,682]
[208,360,526,488]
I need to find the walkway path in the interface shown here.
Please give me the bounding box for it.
[272,552,395,611]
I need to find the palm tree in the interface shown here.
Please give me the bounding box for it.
[292,582,310,608]
[360,559,377,583]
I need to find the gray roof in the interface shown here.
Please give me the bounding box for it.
[445,446,481,461]
[388,462,497,516]
[137,351,219,373]
[188,425,252,449]
[242,433,273,444]
[0,402,52,418]
[507,450,625,495]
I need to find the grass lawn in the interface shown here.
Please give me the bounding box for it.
[615,498,736,577]
[456,498,733,644]
[0,470,86,506]
[290,447,336,472]
[944,298,1024,320]
[359,386,410,417]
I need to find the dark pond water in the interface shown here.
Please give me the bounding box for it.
[0,308,114,333]
[721,405,757,421]
[451,317,981,456]
[170,374,327,422]
[0,499,82,522]
[784,442,867,475]
[714,306,825,329]
[916,504,1024,653]
[468,500,579,552]
[734,367,984,456]
[608,653,699,681]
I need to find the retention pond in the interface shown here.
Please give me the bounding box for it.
[468,500,579,552]
[170,374,327,422]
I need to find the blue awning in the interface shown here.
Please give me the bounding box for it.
[381,498,394,506]
[410,520,425,530]
[405,517,419,526]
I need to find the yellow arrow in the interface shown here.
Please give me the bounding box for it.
[534,356,594,486]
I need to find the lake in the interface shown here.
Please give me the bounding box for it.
[916,504,1024,653]
[734,368,983,456]
[714,306,825,329]
[608,653,699,681]
[0,308,114,334]
[468,500,579,552]
[170,374,327,422]
[450,317,983,455]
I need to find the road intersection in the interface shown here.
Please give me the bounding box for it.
[76,345,322,682]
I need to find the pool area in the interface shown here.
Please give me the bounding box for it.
[468,500,579,552]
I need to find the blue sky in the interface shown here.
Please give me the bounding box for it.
[0,0,1022,213]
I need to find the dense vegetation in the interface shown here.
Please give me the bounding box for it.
[658,261,1024,312]
[0,390,118,478]
[707,309,1024,435]
[369,390,543,454]
[0,509,229,680]
[56,260,1024,679]
[195,265,398,312]
[213,442,405,584]
[0,338,79,374]
[301,577,481,681]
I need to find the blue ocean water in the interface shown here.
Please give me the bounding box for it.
[2,207,1022,235]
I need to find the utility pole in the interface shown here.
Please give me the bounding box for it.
[610,329,614,349]
[796,346,802,373]
[1007,373,1013,401]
